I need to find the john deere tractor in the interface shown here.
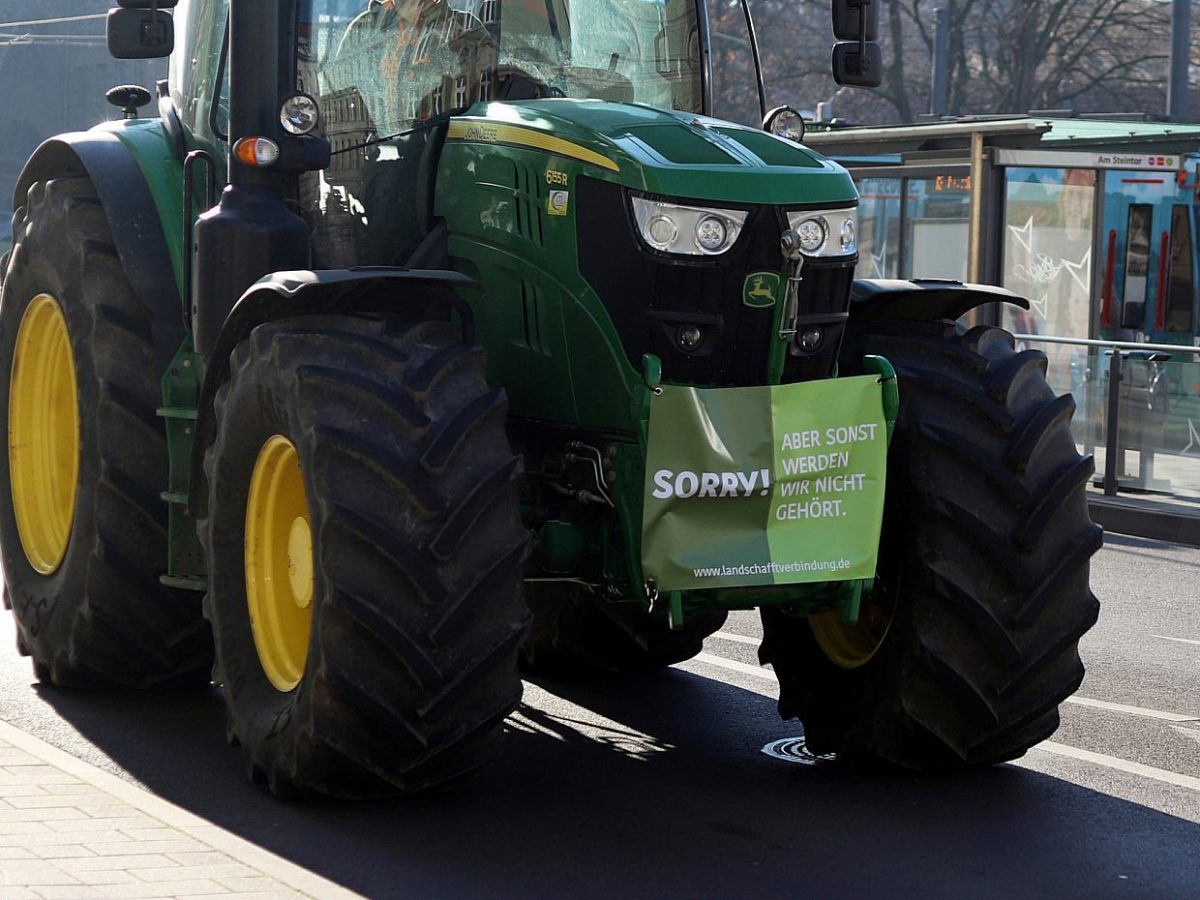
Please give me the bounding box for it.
[0,0,1099,798]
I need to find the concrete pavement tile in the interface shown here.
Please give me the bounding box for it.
[71,870,138,886]
[0,767,79,784]
[0,888,39,899]
[134,863,256,883]
[32,886,103,899]
[16,831,131,847]
[74,806,158,819]
[0,821,51,834]
[0,846,36,859]
[165,851,237,866]
[0,808,88,823]
[0,750,45,767]
[94,878,226,898]
[0,863,81,886]
[27,844,99,860]
[40,785,107,797]
[0,784,49,797]
[192,893,303,900]
[212,876,296,894]
[51,816,160,832]
[85,839,207,856]
[5,795,142,810]
[55,854,174,871]
[118,828,190,842]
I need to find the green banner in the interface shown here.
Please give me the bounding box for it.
[641,376,888,591]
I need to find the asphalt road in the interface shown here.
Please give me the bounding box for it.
[0,531,1197,899]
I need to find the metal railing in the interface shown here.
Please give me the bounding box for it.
[1013,333,1200,497]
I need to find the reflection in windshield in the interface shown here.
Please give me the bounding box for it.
[298,0,702,269]
[301,0,702,149]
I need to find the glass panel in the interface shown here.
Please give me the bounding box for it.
[1001,167,1095,396]
[704,0,760,126]
[1166,205,1193,333]
[301,0,702,144]
[1071,352,1200,500]
[1120,204,1152,330]
[169,0,230,139]
[854,177,901,279]
[903,174,970,280]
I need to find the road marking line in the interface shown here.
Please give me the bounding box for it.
[688,652,1200,794]
[693,651,776,681]
[695,650,1200,723]
[1151,634,1200,647]
[1035,741,1200,794]
[1063,695,1199,723]
[710,631,761,646]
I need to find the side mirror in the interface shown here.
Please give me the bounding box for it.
[107,7,174,60]
[832,0,878,41]
[832,42,883,88]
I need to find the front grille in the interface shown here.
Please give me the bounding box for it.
[576,177,856,386]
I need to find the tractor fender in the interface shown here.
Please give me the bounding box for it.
[13,128,184,374]
[849,278,1029,324]
[188,267,478,517]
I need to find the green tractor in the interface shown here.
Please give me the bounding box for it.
[0,0,1099,798]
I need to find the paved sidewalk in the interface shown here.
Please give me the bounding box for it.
[0,720,361,899]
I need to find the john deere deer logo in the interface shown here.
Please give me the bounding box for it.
[743,272,780,308]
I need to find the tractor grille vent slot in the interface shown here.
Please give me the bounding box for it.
[515,164,544,247]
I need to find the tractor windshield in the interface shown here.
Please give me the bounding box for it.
[300,0,703,146]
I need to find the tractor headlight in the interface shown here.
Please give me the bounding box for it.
[632,197,747,256]
[786,207,858,257]
[794,217,827,253]
[764,106,806,143]
[280,92,320,136]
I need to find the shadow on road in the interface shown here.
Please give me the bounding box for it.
[35,666,1199,899]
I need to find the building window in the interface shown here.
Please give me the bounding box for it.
[455,76,468,109]
[481,0,498,24]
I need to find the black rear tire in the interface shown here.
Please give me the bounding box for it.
[520,583,726,677]
[0,176,210,688]
[760,321,1101,769]
[203,314,530,798]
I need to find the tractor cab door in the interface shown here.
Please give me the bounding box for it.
[167,0,231,160]
[297,0,495,268]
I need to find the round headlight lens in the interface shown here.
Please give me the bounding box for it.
[646,215,678,249]
[799,327,823,352]
[840,217,857,252]
[695,215,730,253]
[765,106,806,143]
[676,324,704,352]
[795,217,827,253]
[280,93,321,136]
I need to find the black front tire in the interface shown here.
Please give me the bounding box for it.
[0,175,210,688]
[760,321,1101,769]
[203,314,530,798]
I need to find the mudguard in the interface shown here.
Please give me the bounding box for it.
[188,267,478,516]
[849,278,1029,323]
[13,127,183,374]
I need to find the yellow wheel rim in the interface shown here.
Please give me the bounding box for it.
[244,435,314,692]
[809,589,897,670]
[9,294,79,575]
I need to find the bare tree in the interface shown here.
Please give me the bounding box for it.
[714,0,1179,126]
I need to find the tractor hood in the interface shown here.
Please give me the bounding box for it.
[452,100,858,206]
